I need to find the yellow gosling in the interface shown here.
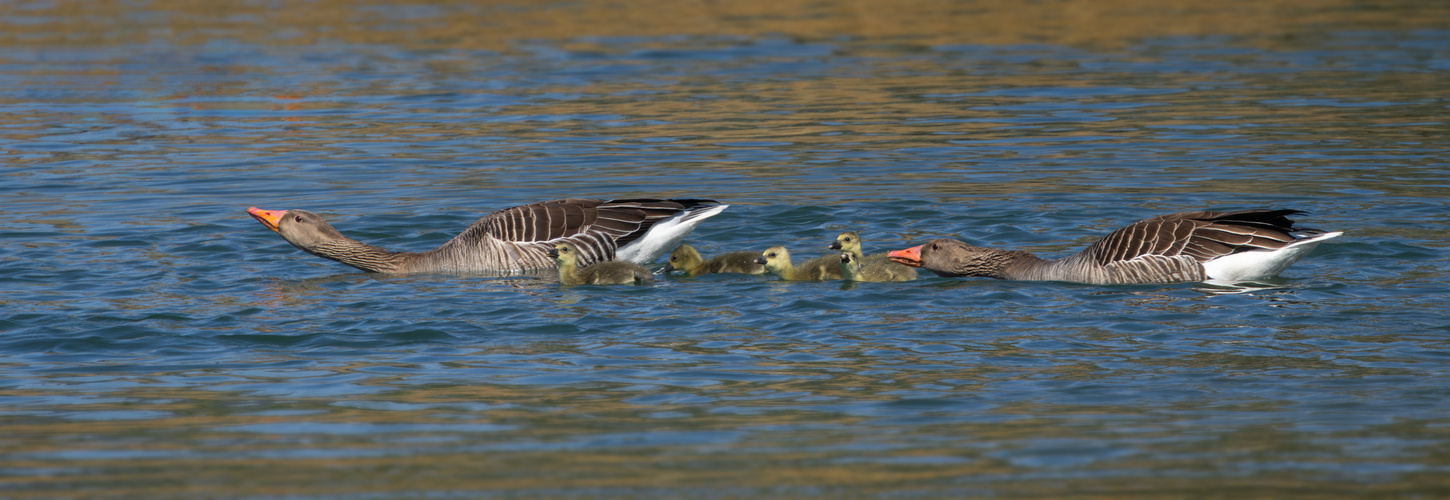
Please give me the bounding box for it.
[549,242,653,285]
[754,246,842,281]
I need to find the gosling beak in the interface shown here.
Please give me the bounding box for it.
[839,253,851,263]
[247,207,287,233]
[827,241,843,250]
[546,248,560,258]
[887,245,923,267]
[754,256,768,265]
[662,263,676,273]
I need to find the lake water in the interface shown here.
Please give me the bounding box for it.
[2,2,1449,498]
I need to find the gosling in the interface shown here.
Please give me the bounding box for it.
[829,230,917,277]
[549,242,653,285]
[663,244,767,276]
[839,252,917,282]
[754,246,843,281]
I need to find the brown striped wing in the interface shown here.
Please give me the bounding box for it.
[1083,210,1302,283]
[450,198,717,267]
[457,198,707,244]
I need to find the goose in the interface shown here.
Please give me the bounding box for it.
[549,242,653,285]
[246,198,727,274]
[828,230,917,276]
[662,244,767,276]
[839,252,917,282]
[754,246,843,281]
[887,209,1340,284]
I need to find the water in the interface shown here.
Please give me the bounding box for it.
[3,3,1450,498]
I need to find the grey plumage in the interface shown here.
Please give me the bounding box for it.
[889,209,1336,284]
[247,198,722,274]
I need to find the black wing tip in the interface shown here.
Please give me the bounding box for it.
[604,198,722,208]
[1210,208,1309,230]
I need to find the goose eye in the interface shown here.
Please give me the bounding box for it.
[931,243,939,250]
[294,215,303,223]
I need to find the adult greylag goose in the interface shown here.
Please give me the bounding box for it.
[887,209,1340,284]
[549,242,653,285]
[839,252,917,282]
[662,244,767,276]
[829,230,917,276]
[754,246,844,281]
[247,198,726,274]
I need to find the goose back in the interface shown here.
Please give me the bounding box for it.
[339,198,721,274]
[890,209,1337,284]
[1069,209,1303,283]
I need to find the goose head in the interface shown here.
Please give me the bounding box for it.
[248,207,350,254]
[889,238,997,277]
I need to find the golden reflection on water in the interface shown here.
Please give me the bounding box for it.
[3,1,1447,497]
[2,338,1432,497]
[3,0,1446,50]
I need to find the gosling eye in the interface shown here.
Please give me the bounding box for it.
[767,252,777,258]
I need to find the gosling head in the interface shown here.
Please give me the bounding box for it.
[663,244,704,274]
[828,231,862,257]
[754,246,793,275]
[839,252,861,279]
[548,241,581,269]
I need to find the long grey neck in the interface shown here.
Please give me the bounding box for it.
[955,248,1041,280]
[997,250,1105,283]
[304,237,411,273]
[304,232,562,274]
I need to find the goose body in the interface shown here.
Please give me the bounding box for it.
[887,209,1340,284]
[662,244,767,276]
[549,242,653,285]
[247,198,726,274]
[839,252,917,282]
[754,246,843,281]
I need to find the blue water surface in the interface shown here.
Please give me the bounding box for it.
[2,26,1449,498]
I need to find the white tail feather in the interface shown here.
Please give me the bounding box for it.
[615,204,729,264]
[1203,231,1342,282]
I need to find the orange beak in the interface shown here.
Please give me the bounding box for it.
[247,207,287,232]
[887,245,923,267]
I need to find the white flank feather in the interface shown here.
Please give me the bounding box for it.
[1203,231,1342,282]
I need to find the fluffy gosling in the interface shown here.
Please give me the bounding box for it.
[549,242,653,285]
[663,244,766,276]
[754,246,843,281]
[839,251,917,282]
